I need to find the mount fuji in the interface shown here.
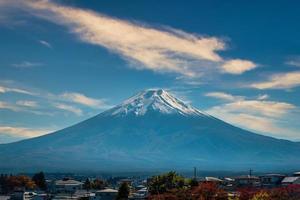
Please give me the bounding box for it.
[1,89,300,172]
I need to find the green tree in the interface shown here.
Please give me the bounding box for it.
[117,182,130,200]
[32,171,47,191]
[148,171,185,195]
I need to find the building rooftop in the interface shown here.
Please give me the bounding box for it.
[282,177,300,183]
[224,177,234,181]
[260,174,286,177]
[203,177,223,182]
[55,179,83,186]
[96,188,118,193]
[235,175,260,180]
[137,188,147,192]
[293,172,300,176]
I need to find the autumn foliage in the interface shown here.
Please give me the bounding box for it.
[0,174,36,193]
[149,179,227,200]
[147,172,300,200]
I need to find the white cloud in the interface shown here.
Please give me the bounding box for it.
[0,100,52,116]
[285,57,300,67]
[1,0,257,76]
[16,100,38,107]
[211,112,298,139]
[0,85,35,95]
[60,92,107,109]
[0,126,51,138]
[205,92,298,139]
[205,92,244,101]
[257,94,269,100]
[39,40,52,48]
[11,61,42,68]
[39,40,52,49]
[54,103,83,116]
[221,59,257,74]
[0,101,19,112]
[0,82,109,117]
[210,100,294,118]
[251,71,300,89]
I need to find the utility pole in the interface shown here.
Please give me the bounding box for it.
[249,169,253,177]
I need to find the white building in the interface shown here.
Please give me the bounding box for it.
[259,174,285,188]
[281,177,300,186]
[54,179,83,193]
[130,187,148,200]
[293,172,300,177]
[9,191,47,200]
[89,188,118,200]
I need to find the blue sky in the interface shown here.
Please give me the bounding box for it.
[0,0,300,143]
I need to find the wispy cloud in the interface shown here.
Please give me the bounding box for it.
[285,56,300,67]
[251,71,300,89]
[2,0,257,76]
[209,100,294,118]
[11,61,42,68]
[0,101,19,112]
[1,82,109,116]
[212,113,298,139]
[0,126,52,138]
[206,92,294,118]
[39,40,52,48]
[16,100,38,108]
[205,92,298,139]
[54,103,83,116]
[60,92,108,109]
[205,92,244,101]
[0,85,35,95]
[0,100,51,116]
[257,94,269,100]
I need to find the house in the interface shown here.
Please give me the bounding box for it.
[89,188,118,200]
[9,191,47,200]
[134,185,146,191]
[52,190,92,200]
[0,196,10,200]
[234,175,260,188]
[51,193,78,200]
[281,177,300,186]
[199,177,223,184]
[9,190,24,200]
[259,174,285,188]
[53,178,83,193]
[129,187,148,200]
[45,180,55,193]
[31,193,48,200]
[293,172,300,177]
[221,178,235,191]
[223,177,234,185]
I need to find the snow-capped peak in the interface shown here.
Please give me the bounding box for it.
[106,89,206,117]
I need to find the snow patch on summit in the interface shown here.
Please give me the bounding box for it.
[106,89,207,117]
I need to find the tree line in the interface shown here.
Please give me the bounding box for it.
[0,172,46,194]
